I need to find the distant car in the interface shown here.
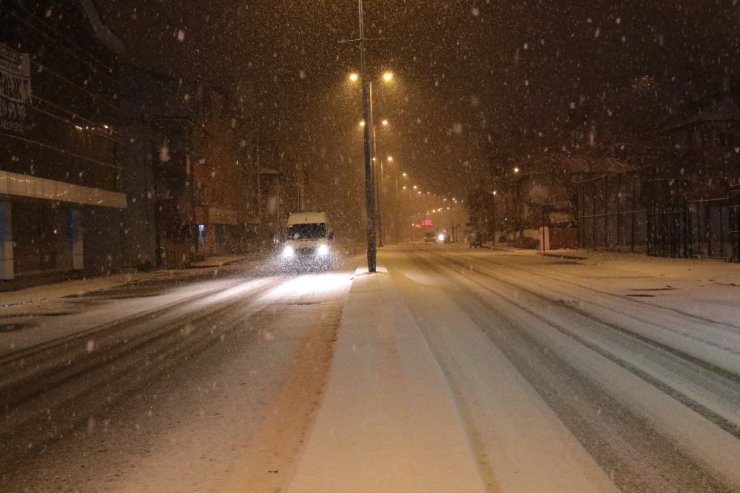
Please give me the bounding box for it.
[469,232,483,248]
[424,232,436,242]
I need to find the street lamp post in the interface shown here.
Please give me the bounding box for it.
[358,0,376,272]
[369,99,385,248]
[352,73,394,249]
[370,91,392,248]
[492,190,497,246]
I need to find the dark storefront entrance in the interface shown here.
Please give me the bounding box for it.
[12,201,73,275]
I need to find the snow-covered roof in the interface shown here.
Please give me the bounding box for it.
[662,97,740,132]
[287,212,328,225]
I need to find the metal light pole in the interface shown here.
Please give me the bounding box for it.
[492,190,497,246]
[369,92,384,248]
[358,0,376,272]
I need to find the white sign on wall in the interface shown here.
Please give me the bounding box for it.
[0,43,32,134]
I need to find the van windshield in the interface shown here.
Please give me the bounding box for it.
[288,223,326,240]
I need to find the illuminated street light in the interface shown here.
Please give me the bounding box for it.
[514,166,520,174]
[413,185,418,190]
[402,172,407,177]
[387,155,393,162]
[348,67,397,249]
[359,120,366,128]
[351,71,394,85]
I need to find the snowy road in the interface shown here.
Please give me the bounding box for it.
[0,246,738,492]
[0,261,353,492]
[380,246,740,493]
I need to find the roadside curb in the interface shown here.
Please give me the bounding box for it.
[189,255,252,268]
[539,251,589,261]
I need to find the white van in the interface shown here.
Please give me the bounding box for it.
[281,211,334,264]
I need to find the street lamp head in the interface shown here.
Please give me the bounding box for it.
[402,185,407,190]
[381,119,389,126]
[513,166,520,174]
[402,172,407,177]
[387,155,393,162]
[492,190,497,195]
[349,72,359,83]
[413,185,418,190]
[359,120,366,128]
[382,71,394,82]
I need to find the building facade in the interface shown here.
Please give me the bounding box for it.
[120,68,264,269]
[0,1,126,282]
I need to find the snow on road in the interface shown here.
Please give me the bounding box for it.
[382,258,620,493]
[287,268,487,493]
[0,247,738,492]
[0,266,352,492]
[386,245,739,492]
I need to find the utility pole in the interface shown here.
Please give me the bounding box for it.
[358,0,376,272]
[369,90,384,248]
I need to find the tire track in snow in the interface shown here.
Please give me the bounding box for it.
[404,248,740,492]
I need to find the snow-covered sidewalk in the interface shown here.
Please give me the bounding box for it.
[0,255,258,316]
[287,266,486,493]
[189,254,255,268]
[0,270,170,310]
[539,248,739,285]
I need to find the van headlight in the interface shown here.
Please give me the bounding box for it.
[437,233,445,242]
[282,245,295,257]
[317,244,329,256]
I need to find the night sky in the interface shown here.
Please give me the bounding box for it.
[97,1,740,202]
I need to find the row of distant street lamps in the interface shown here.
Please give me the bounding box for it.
[348,69,395,249]
[349,67,465,246]
[348,1,470,269]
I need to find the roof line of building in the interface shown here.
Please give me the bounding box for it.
[78,0,125,54]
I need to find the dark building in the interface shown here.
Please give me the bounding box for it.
[0,0,126,281]
[573,97,740,261]
[120,68,264,269]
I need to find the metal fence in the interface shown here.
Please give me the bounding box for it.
[648,199,733,260]
[577,171,648,253]
[578,171,739,261]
